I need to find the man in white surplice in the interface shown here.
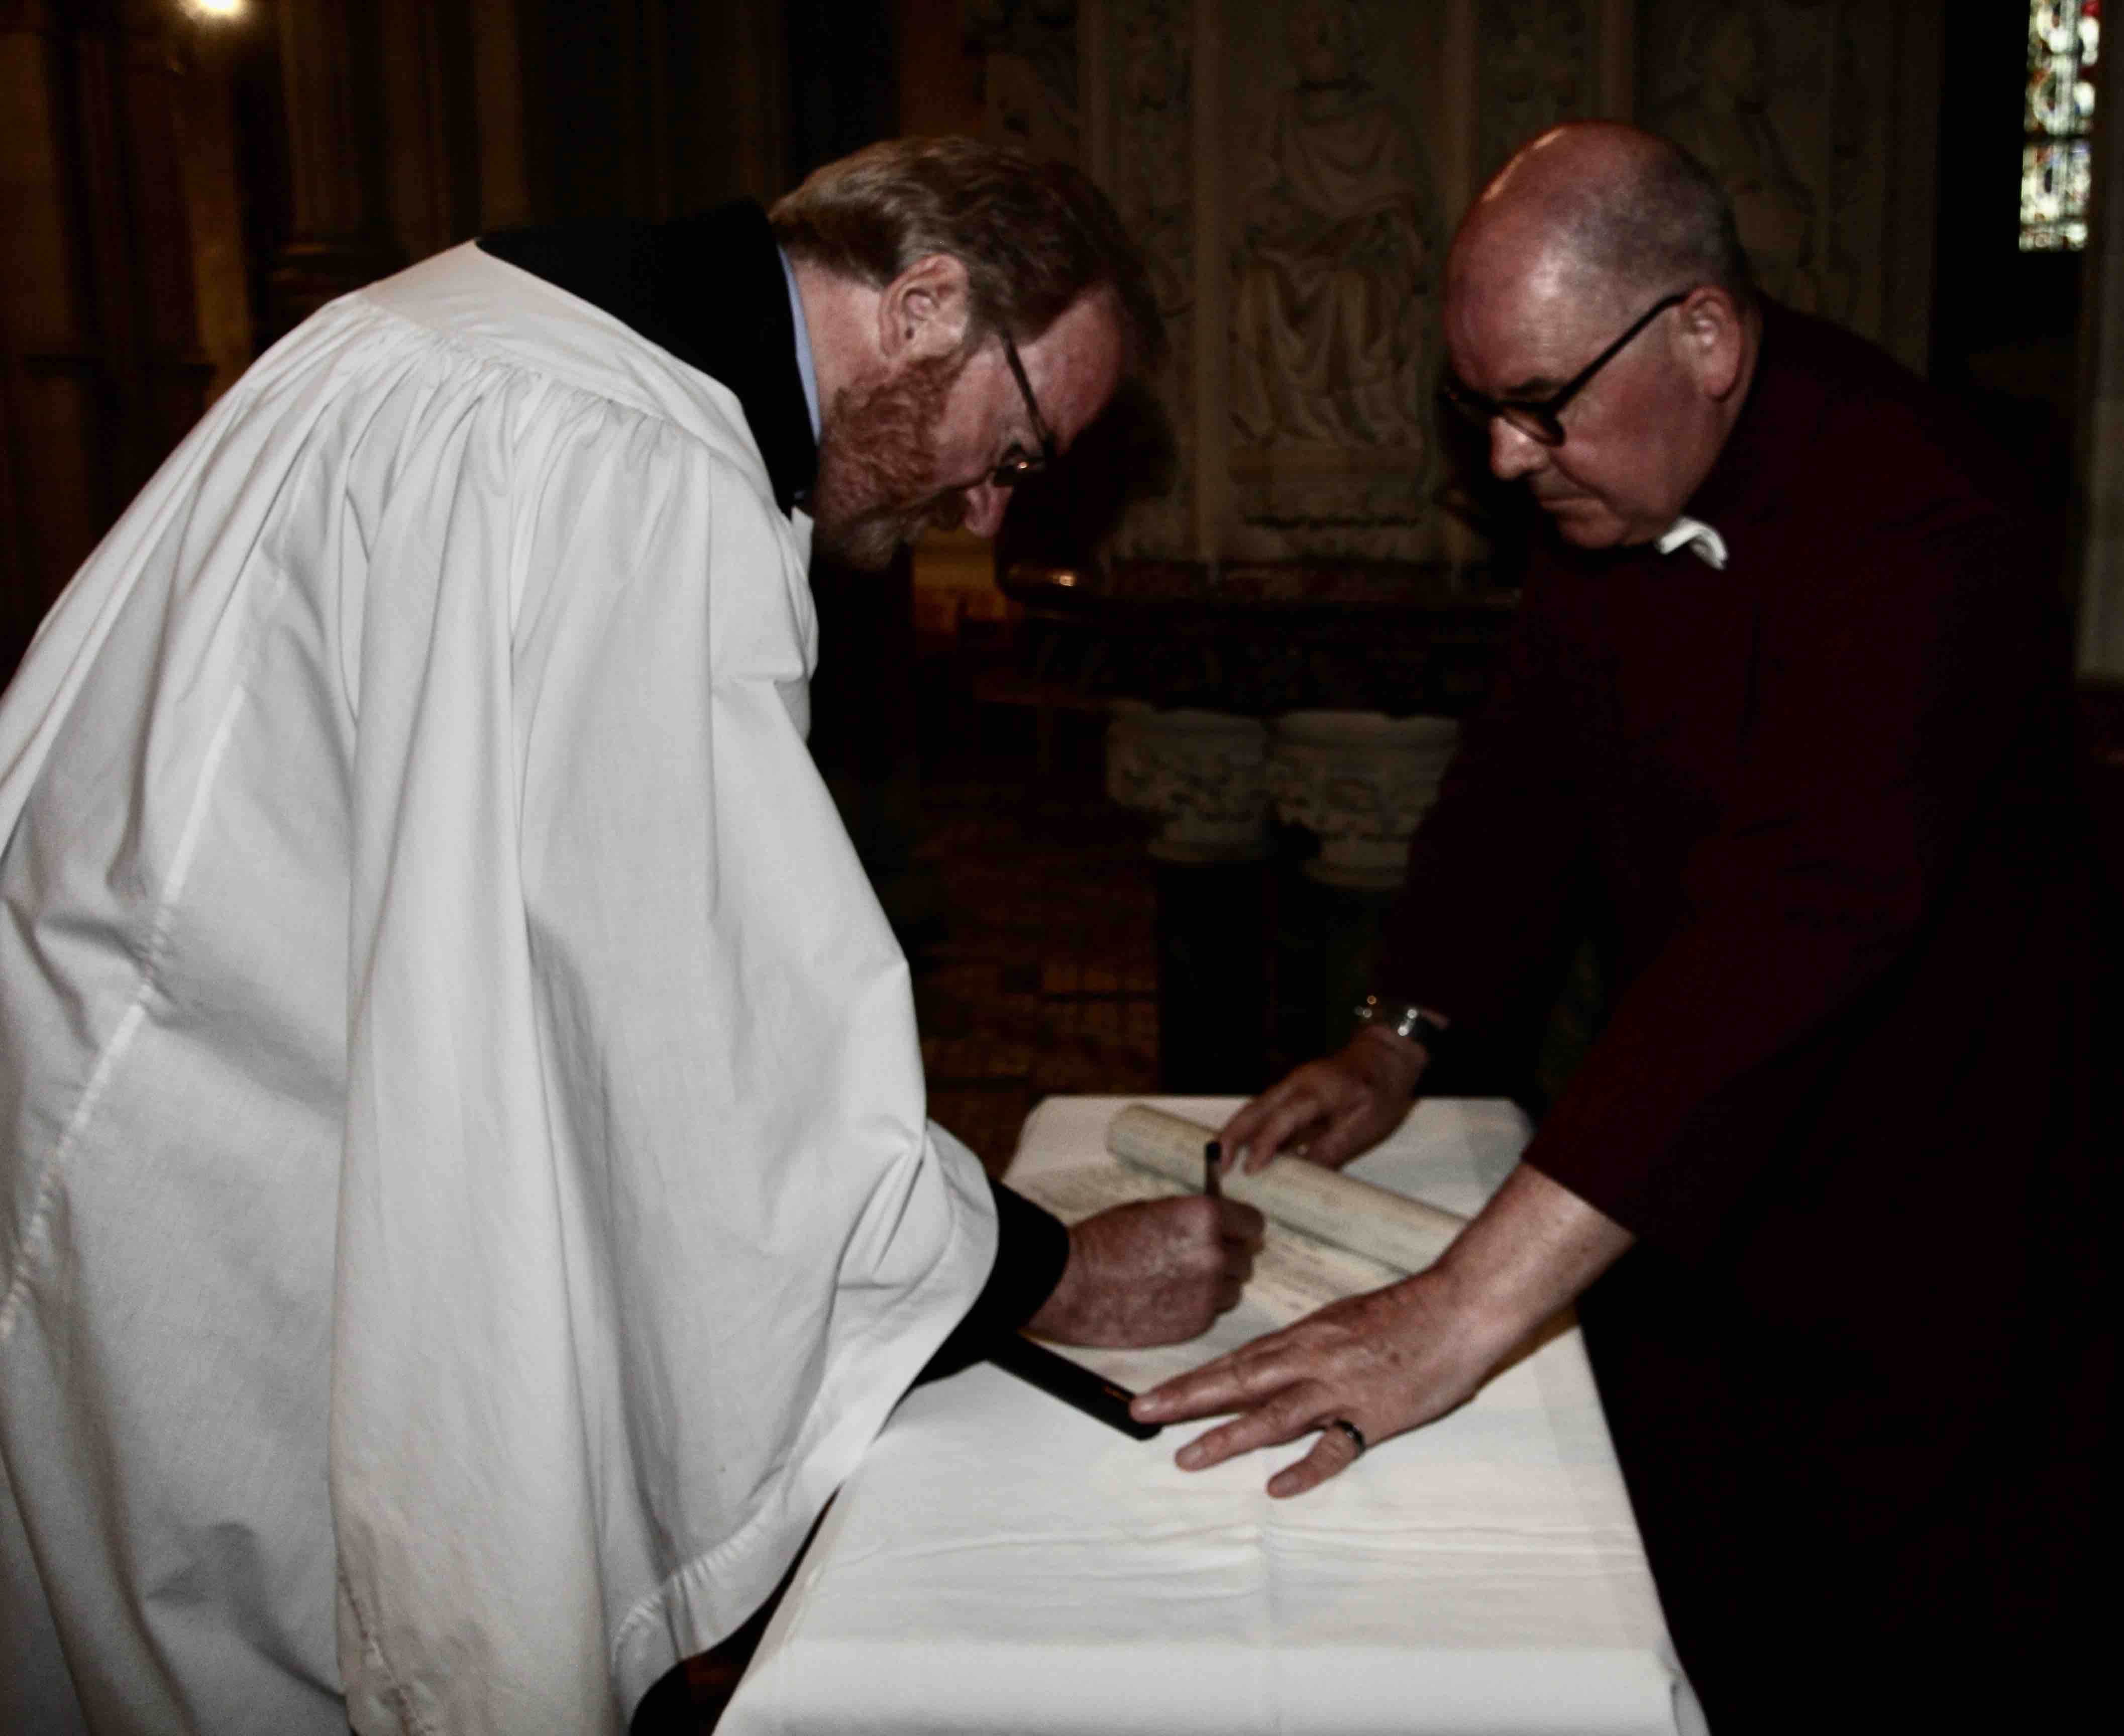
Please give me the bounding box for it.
[0,138,1261,1734]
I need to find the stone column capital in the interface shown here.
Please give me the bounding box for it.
[1106,702,1271,863]
[1266,709,1460,888]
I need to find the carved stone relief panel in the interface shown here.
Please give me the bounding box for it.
[1636,0,1918,356]
[1221,0,1449,563]
[1475,1,1596,182]
[1098,0,1195,559]
[963,1,1937,564]
[965,1,1084,164]
[992,1,1619,564]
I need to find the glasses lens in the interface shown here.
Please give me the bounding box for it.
[1500,405,1564,447]
[992,450,1044,489]
[1440,380,1563,447]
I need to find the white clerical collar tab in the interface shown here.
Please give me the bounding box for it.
[1656,516,1729,570]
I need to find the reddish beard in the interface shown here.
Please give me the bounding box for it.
[810,350,972,570]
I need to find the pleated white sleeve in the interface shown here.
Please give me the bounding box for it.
[330,372,995,1731]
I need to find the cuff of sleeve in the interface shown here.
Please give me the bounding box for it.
[1518,1016,1831,1263]
[913,1178,1072,1384]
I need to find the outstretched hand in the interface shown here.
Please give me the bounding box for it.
[1026,1196,1267,1348]
[1127,1268,1504,1496]
[1218,1024,1429,1175]
[1130,1164,1637,1496]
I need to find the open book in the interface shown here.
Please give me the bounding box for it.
[1007,1105,1468,1392]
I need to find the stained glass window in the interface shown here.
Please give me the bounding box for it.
[2024,1,2100,250]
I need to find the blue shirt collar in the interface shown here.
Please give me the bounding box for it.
[779,246,821,444]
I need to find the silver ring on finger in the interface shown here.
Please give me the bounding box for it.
[1327,1417,1366,1458]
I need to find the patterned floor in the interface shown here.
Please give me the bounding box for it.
[911,763,1160,1177]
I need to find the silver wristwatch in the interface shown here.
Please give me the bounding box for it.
[1352,993,1447,1051]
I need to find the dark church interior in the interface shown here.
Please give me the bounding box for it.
[4,3,2119,1729]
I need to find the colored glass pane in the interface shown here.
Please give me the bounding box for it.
[2023,1,2100,249]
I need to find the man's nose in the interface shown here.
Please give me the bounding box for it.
[1488,418,1548,482]
[961,483,1010,539]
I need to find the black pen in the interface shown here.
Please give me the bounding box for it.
[1205,1138,1222,1199]
[988,1332,1162,1440]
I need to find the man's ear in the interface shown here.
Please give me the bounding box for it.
[878,254,973,364]
[1675,286,1747,403]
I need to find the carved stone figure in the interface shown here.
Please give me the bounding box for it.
[1656,2,1852,318]
[1116,0,1193,327]
[1107,0,1193,558]
[1230,0,1433,451]
[966,0,1082,166]
[1479,0,1592,181]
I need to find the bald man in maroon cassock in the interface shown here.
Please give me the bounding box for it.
[1137,124,2114,1731]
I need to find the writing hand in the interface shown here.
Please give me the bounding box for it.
[1026,1196,1267,1348]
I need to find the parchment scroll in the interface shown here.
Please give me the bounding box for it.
[1106,1104,1466,1275]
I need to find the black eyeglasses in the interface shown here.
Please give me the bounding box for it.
[1439,291,1690,448]
[992,331,1058,489]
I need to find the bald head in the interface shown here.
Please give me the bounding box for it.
[1440,123,1760,551]
[1451,123,1749,320]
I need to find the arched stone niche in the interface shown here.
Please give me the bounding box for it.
[962,0,1942,568]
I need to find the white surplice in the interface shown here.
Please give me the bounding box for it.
[0,243,996,1734]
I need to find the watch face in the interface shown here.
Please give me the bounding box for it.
[1355,1000,1441,1045]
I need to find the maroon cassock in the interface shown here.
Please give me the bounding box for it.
[1383,301,2114,1728]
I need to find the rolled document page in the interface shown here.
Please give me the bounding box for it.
[1107,1104,1467,1276]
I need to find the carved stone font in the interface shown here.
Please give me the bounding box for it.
[1106,703,1271,861]
[1266,711,1459,888]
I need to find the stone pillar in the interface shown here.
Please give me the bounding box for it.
[1106,703,1271,1091]
[2079,24,2124,681]
[1265,711,1459,1058]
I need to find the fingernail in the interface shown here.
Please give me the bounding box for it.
[1176,1443,1204,1469]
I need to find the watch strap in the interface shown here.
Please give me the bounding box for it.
[1353,993,1447,1052]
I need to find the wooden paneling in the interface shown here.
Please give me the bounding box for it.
[0,3,222,685]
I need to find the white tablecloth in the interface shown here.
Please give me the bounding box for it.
[719,1098,1703,1736]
